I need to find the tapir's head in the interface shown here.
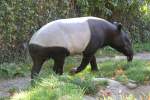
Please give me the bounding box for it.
[109,22,133,61]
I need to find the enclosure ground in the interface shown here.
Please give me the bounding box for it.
[0,52,150,99]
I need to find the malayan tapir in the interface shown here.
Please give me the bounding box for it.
[29,16,133,79]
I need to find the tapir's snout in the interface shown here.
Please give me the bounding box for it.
[126,48,134,62]
[122,44,134,62]
[127,54,133,62]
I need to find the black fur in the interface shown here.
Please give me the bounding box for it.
[29,44,99,79]
[70,19,133,73]
[29,44,69,79]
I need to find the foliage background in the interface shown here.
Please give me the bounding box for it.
[0,0,150,63]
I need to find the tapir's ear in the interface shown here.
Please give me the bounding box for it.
[113,22,122,31]
[117,23,122,31]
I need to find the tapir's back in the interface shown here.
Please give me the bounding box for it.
[29,17,103,54]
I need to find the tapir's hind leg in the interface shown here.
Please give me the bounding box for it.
[90,55,98,71]
[53,56,65,75]
[31,57,45,79]
[29,44,48,79]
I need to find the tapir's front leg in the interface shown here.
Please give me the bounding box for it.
[90,55,98,71]
[70,54,93,74]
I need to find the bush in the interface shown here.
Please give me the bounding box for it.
[0,0,73,63]
[76,0,150,43]
[0,0,150,63]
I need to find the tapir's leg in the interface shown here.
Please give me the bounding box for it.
[29,44,48,80]
[31,58,45,79]
[53,56,65,75]
[70,54,93,74]
[30,56,47,86]
[90,55,98,71]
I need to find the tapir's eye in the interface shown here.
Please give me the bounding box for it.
[129,39,131,43]
[125,38,129,42]
[124,37,131,45]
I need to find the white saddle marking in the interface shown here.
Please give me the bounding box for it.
[29,17,104,54]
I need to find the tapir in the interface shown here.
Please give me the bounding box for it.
[29,16,133,79]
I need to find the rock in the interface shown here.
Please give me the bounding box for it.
[128,79,137,84]
[92,78,108,83]
[107,79,121,87]
[0,77,30,98]
[83,95,97,100]
[93,78,121,87]
[58,95,71,100]
[126,82,137,89]
[0,91,10,98]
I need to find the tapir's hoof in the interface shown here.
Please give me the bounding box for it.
[69,67,78,75]
[91,68,99,72]
[31,79,36,87]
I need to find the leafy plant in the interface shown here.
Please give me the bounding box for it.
[0,62,31,78]
[1,0,150,64]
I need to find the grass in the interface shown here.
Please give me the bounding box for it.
[0,60,108,100]
[64,59,150,84]
[0,59,150,100]
[9,72,108,100]
[133,42,150,53]
[10,75,84,100]
[39,67,108,95]
[8,59,150,100]
[8,59,150,97]
[59,74,108,95]
[96,60,150,84]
